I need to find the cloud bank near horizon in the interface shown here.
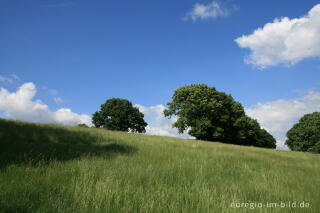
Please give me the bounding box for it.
[135,104,192,139]
[246,90,320,148]
[0,82,92,126]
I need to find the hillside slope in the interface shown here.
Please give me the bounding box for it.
[0,119,319,212]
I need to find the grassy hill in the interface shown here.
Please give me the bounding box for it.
[0,119,319,213]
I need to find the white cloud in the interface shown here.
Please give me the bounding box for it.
[54,108,91,126]
[235,4,320,68]
[0,76,13,83]
[54,97,63,103]
[184,1,232,21]
[0,82,92,126]
[0,74,20,84]
[246,90,320,149]
[135,104,193,138]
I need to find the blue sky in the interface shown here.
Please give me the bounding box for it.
[1,0,320,149]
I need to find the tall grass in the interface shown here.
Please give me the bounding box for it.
[0,118,319,212]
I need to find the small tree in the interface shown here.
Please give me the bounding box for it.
[92,98,147,133]
[286,112,320,153]
[164,84,276,148]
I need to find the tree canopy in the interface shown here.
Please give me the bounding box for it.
[77,123,89,128]
[286,112,320,153]
[92,98,147,133]
[164,84,276,148]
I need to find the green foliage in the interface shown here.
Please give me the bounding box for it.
[234,116,276,148]
[77,123,89,128]
[286,112,320,153]
[257,129,277,149]
[164,84,276,148]
[92,98,147,133]
[0,119,320,212]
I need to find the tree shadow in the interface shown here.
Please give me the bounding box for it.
[0,119,137,169]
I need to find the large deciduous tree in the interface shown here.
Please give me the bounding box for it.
[92,98,147,133]
[286,112,320,153]
[164,84,276,148]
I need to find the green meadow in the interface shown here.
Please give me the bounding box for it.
[0,118,319,213]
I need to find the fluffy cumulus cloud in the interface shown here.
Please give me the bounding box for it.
[0,82,92,126]
[184,1,233,21]
[246,90,320,149]
[54,108,91,126]
[135,104,193,138]
[235,4,320,68]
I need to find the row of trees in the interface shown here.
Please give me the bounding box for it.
[91,84,319,153]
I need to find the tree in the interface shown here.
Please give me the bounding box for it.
[77,123,89,128]
[234,116,276,148]
[257,129,277,149]
[164,84,276,148]
[92,98,147,133]
[286,112,320,153]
